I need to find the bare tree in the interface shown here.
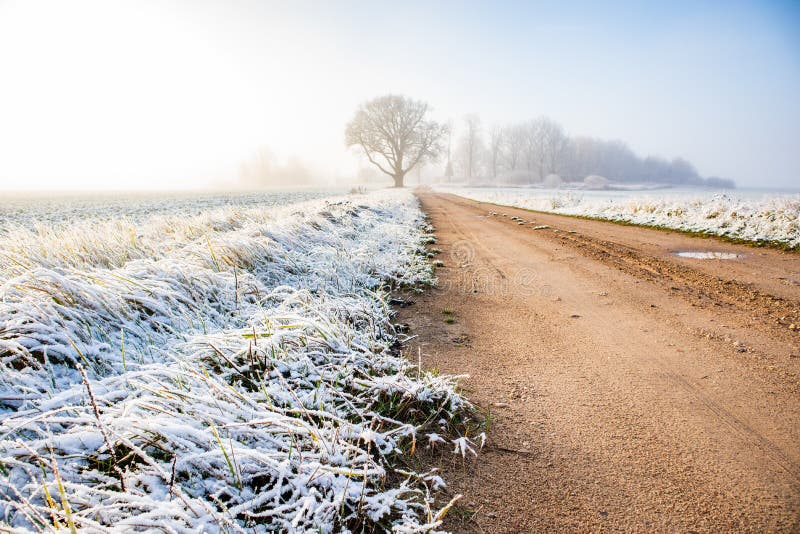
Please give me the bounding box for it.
[488,125,504,179]
[414,159,426,185]
[239,147,311,187]
[444,119,454,182]
[537,117,568,178]
[501,124,525,172]
[460,113,482,180]
[522,120,539,178]
[345,95,445,187]
[517,117,568,181]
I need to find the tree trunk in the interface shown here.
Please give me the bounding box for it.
[392,173,405,187]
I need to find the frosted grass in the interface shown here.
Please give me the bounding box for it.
[0,189,478,532]
[0,190,339,233]
[438,187,800,249]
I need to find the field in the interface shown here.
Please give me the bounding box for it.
[435,186,800,249]
[0,189,477,532]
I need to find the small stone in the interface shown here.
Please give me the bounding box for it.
[486,512,497,518]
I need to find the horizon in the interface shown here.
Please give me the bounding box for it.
[0,0,798,190]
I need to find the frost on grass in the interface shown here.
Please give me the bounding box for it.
[0,190,480,532]
[438,187,800,249]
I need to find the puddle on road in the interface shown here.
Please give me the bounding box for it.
[674,251,742,260]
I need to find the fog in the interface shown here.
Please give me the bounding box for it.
[0,0,798,191]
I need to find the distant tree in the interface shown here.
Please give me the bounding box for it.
[239,147,311,187]
[537,117,568,178]
[519,117,568,181]
[345,95,446,187]
[501,124,525,172]
[459,114,483,180]
[444,119,454,182]
[667,157,701,184]
[445,159,455,181]
[521,120,538,177]
[440,111,729,188]
[414,159,426,184]
[488,125,504,179]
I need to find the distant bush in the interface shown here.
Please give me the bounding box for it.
[543,174,563,188]
[704,176,736,189]
[498,170,537,184]
[583,175,609,189]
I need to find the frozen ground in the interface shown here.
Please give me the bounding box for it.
[0,189,343,232]
[435,186,800,249]
[0,189,476,532]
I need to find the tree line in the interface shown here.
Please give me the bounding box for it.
[451,115,733,188]
[346,94,734,189]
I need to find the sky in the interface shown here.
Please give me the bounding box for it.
[0,0,798,190]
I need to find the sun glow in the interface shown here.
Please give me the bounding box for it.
[0,0,350,190]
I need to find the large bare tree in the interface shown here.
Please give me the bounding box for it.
[345,95,445,187]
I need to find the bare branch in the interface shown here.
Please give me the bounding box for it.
[345,95,445,187]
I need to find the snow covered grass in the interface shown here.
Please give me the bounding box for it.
[438,187,800,250]
[0,189,479,532]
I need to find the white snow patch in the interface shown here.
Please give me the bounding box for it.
[674,251,741,259]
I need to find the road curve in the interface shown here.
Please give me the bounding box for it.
[397,192,800,532]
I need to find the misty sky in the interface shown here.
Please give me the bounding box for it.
[0,0,798,190]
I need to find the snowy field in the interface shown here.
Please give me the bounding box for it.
[436,186,800,249]
[0,189,343,232]
[0,189,476,532]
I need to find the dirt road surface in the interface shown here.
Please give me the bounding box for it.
[397,192,800,532]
